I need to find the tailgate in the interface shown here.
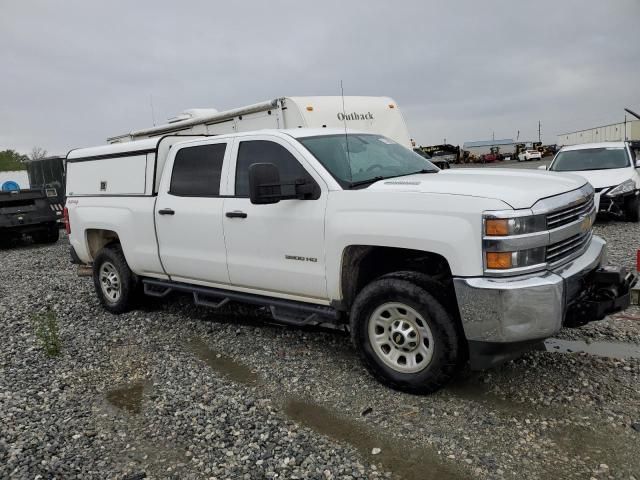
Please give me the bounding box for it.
[0,190,57,226]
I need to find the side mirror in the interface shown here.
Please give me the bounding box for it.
[249,163,282,204]
[635,159,640,168]
[537,165,547,170]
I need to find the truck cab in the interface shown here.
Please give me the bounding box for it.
[65,129,636,393]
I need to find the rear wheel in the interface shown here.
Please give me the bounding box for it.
[625,195,640,222]
[93,244,140,314]
[350,274,463,394]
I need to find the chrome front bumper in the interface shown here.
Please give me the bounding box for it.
[453,235,607,344]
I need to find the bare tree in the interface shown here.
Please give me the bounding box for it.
[30,147,48,161]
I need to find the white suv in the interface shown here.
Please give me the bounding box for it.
[544,142,640,221]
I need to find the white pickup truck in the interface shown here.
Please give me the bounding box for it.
[65,129,636,393]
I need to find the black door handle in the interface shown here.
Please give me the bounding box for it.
[158,208,175,215]
[226,211,247,219]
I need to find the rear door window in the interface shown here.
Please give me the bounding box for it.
[170,143,226,196]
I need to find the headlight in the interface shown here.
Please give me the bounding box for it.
[485,247,546,270]
[484,214,545,236]
[483,211,547,274]
[606,179,635,197]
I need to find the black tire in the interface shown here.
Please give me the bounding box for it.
[625,195,640,222]
[0,232,16,248]
[92,244,140,314]
[33,224,59,244]
[350,273,463,394]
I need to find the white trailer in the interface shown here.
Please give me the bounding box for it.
[108,96,413,149]
[0,170,30,190]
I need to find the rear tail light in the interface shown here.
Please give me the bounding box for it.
[63,207,71,234]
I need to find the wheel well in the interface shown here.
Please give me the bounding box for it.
[340,246,457,313]
[85,229,120,260]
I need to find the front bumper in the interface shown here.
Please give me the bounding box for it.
[598,190,638,216]
[453,236,636,368]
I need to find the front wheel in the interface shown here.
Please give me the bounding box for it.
[93,244,140,314]
[350,275,463,394]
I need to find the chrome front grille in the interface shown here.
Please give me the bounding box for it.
[546,194,595,230]
[546,230,593,266]
[482,184,597,276]
[542,187,596,267]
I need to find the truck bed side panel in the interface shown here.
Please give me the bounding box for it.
[67,196,165,277]
[67,155,147,196]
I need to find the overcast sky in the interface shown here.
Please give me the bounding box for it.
[1,0,638,155]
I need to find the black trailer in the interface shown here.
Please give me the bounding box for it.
[0,188,59,245]
[25,156,66,220]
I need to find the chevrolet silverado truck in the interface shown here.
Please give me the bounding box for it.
[65,129,636,393]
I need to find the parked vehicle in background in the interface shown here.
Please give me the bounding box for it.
[518,149,543,162]
[0,187,59,246]
[65,128,636,393]
[413,148,451,169]
[543,142,640,221]
[414,144,460,168]
[25,156,66,221]
[542,144,559,157]
[480,146,501,163]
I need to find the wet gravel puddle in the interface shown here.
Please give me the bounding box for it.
[544,338,640,358]
[182,337,465,479]
[105,382,147,413]
[104,336,640,479]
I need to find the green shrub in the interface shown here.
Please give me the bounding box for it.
[32,310,61,357]
[0,150,28,172]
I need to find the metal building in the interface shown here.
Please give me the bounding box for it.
[557,119,640,146]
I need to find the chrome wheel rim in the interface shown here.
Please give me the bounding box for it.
[99,262,121,303]
[367,302,434,373]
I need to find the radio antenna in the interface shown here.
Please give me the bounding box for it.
[149,93,157,126]
[340,80,352,181]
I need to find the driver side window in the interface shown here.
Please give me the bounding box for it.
[234,140,318,198]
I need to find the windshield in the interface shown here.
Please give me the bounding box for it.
[299,134,438,188]
[550,147,629,172]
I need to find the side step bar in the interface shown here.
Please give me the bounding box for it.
[142,278,342,327]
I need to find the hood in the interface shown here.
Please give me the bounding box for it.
[557,167,632,190]
[366,168,588,209]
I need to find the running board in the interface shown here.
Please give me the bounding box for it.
[142,278,341,327]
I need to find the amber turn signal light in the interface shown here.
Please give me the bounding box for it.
[485,219,509,236]
[486,252,513,269]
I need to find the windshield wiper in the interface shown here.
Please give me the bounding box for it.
[347,170,437,189]
[348,176,385,188]
[396,169,438,176]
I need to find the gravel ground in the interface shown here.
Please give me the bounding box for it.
[1,219,639,479]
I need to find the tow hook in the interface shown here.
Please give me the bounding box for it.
[565,266,637,328]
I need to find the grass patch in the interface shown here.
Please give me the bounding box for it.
[32,310,62,357]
